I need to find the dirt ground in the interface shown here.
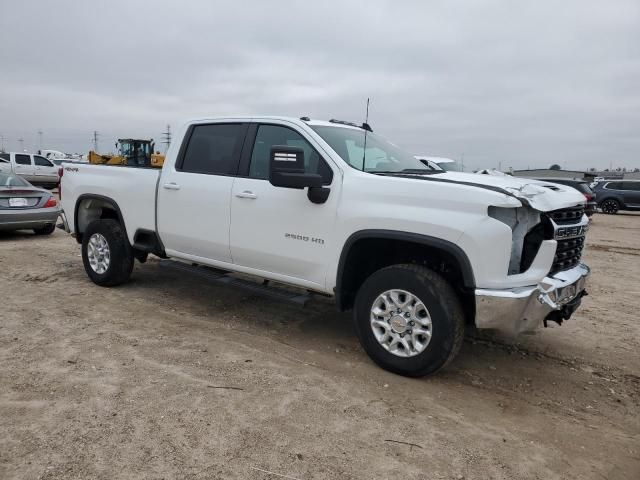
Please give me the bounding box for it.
[1,213,639,480]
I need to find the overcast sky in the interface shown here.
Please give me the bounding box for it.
[1,0,638,171]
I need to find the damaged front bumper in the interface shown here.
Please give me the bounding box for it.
[474,263,590,335]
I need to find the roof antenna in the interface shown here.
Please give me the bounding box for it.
[362,97,370,172]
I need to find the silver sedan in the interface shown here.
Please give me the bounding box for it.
[0,173,60,235]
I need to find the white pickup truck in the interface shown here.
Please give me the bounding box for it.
[0,152,60,189]
[59,116,590,376]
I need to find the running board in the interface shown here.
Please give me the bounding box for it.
[158,259,310,306]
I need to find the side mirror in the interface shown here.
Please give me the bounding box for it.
[269,145,331,204]
[269,146,320,189]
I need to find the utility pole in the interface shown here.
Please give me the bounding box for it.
[460,153,465,172]
[92,131,99,152]
[37,129,43,152]
[0,133,4,152]
[18,137,24,152]
[161,124,171,152]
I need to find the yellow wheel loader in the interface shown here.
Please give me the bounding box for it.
[89,139,165,167]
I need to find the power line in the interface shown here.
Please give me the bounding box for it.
[37,129,43,152]
[92,131,99,152]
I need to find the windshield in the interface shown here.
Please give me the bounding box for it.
[0,173,30,187]
[311,126,439,174]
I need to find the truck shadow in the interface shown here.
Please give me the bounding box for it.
[125,259,582,382]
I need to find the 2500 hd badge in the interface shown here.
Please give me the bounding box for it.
[285,233,325,245]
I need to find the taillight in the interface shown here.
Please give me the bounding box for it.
[58,167,63,199]
[584,194,593,201]
[44,197,58,208]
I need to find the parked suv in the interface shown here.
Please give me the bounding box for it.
[530,178,597,217]
[593,180,640,214]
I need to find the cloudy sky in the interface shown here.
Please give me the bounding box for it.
[1,0,638,171]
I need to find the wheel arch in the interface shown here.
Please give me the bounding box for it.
[74,194,127,244]
[335,230,476,314]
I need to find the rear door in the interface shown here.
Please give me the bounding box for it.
[622,182,640,207]
[33,155,58,183]
[157,122,248,263]
[12,154,36,182]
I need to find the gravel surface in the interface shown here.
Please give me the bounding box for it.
[1,213,639,479]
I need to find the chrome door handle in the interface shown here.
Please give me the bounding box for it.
[235,191,257,199]
[163,182,181,190]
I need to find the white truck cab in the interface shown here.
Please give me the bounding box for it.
[59,116,590,376]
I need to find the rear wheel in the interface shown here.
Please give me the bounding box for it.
[353,264,465,377]
[600,199,619,214]
[33,224,55,235]
[81,219,134,286]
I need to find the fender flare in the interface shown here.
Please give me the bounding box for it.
[73,194,127,243]
[335,229,476,311]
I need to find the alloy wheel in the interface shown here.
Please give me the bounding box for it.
[370,289,433,357]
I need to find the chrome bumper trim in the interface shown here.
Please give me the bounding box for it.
[475,263,590,335]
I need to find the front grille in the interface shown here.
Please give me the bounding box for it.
[552,236,585,273]
[545,206,586,275]
[547,206,584,225]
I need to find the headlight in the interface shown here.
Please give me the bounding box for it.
[488,206,541,275]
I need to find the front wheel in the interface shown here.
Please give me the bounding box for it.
[353,264,465,377]
[81,219,134,286]
[600,199,620,214]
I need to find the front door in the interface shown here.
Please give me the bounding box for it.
[230,122,340,289]
[33,155,58,183]
[157,122,248,263]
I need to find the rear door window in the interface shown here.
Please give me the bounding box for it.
[15,154,32,165]
[0,153,9,162]
[178,123,247,175]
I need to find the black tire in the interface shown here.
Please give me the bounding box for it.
[33,224,56,235]
[600,199,620,214]
[81,219,134,287]
[353,264,465,377]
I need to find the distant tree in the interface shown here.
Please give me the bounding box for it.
[549,164,561,170]
[604,169,610,172]
[589,167,596,172]
[634,168,640,172]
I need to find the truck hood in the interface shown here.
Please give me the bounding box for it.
[426,172,586,212]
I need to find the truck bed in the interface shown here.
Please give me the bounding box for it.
[60,164,160,244]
